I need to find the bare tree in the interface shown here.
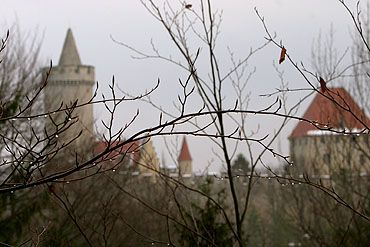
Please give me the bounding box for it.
[1,0,370,246]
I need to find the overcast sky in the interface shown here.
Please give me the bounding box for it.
[0,0,362,172]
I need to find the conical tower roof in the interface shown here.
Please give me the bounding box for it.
[178,137,192,161]
[58,28,81,66]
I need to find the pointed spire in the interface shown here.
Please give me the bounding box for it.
[58,28,81,66]
[178,136,192,161]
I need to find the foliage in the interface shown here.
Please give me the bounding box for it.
[0,189,50,244]
[177,177,234,246]
[232,153,250,175]
[0,26,48,245]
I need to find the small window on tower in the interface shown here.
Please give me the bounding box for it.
[320,137,325,144]
[323,153,331,164]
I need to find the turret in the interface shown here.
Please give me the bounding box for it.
[138,138,160,178]
[178,136,192,177]
[43,29,95,150]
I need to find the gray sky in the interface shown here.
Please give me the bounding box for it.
[0,0,359,172]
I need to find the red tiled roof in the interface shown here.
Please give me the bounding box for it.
[94,140,141,162]
[290,87,370,138]
[178,137,192,161]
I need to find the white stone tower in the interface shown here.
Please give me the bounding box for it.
[43,29,95,149]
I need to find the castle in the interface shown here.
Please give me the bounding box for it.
[43,29,193,178]
[47,29,370,179]
[289,88,370,176]
[43,29,95,149]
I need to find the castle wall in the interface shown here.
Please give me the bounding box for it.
[42,64,95,150]
[45,65,94,82]
[179,160,192,176]
[137,139,160,181]
[290,134,370,175]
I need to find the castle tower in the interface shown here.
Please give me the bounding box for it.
[178,137,192,177]
[289,87,370,175]
[43,29,95,150]
[137,138,160,176]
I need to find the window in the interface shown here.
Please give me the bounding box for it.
[323,153,331,164]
